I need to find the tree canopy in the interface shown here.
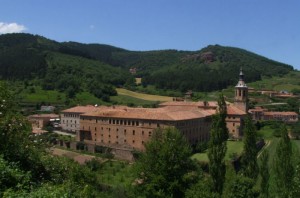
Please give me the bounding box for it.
[135,127,199,198]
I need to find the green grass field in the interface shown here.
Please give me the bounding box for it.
[248,71,300,91]
[116,88,173,102]
[191,140,244,162]
[20,86,66,104]
[111,94,158,106]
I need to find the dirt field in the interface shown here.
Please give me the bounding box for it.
[51,148,97,164]
[116,88,173,102]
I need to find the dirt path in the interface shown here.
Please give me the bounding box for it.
[257,140,271,159]
[51,147,99,164]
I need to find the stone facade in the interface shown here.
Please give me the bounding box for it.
[79,106,214,151]
[60,105,99,132]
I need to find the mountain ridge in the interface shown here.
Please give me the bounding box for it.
[0,33,294,99]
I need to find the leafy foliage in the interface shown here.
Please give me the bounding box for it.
[135,127,199,198]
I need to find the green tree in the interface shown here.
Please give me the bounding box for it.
[259,151,269,198]
[185,178,219,198]
[226,175,258,198]
[208,93,228,194]
[291,162,300,197]
[241,116,258,179]
[135,127,199,198]
[273,124,294,198]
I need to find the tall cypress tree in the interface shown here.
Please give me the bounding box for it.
[208,93,228,194]
[259,151,270,198]
[273,124,294,198]
[241,116,259,179]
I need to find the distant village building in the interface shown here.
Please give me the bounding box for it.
[60,105,99,133]
[249,107,298,123]
[40,105,56,112]
[28,114,59,134]
[129,67,137,74]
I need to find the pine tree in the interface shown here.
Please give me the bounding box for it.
[273,124,294,198]
[208,93,228,194]
[241,116,259,179]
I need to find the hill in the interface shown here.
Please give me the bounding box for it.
[55,40,294,92]
[0,33,294,105]
[0,33,133,102]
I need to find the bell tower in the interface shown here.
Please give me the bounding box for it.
[234,68,248,112]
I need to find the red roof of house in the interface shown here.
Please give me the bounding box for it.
[264,112,298,116]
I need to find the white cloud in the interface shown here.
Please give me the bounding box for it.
[0,22,27,34]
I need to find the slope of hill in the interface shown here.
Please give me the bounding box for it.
[58,41,293,92]
[0,33,134,101]
[0,33,294,103]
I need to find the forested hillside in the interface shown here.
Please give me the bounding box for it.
[0,33,133,101]
[0,33,294,99]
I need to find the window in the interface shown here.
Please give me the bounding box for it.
[142,131,144,135]
[124,129,127,135]
[133,130,135,135]
[149,131,152,137]
[95,127,97,131]
[132,140,135,144]
[142,141,144,144]
[124,139,127,142]
[233,123,235,126]
[116,136,118,138]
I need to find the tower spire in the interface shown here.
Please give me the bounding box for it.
[234,68,248,112]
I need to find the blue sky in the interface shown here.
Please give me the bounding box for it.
[0,0,299,69]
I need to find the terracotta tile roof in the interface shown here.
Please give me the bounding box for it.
[82,106,215,121]
[159,101,218,108]
[62,105,100,114]
[249,107,267,112]
[28,114,59,119]
[264,112,298,116]
[226,104,247,115]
